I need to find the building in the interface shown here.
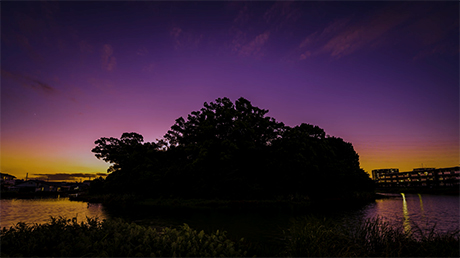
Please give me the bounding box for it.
[371,168,399,181]
[0,173,16,185]
[372,166,460,188]
[13,180,41,193]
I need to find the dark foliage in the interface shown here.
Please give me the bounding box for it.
[2,216,458,257]
[286,215,460,257]
[0,217,247,257]
[91,97,374,200]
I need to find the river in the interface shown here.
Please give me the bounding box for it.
[0,196,108,228]
[358,193,459,235]
[1,194,458,242]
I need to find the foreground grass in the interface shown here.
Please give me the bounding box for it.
[1,215,459,257]
[0,217,247,257]
[287,215,460,257]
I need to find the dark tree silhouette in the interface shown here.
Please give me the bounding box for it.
[92,132,165,194]
[162,97,285,198]
[92,132,145,173]
[92,97,374,199]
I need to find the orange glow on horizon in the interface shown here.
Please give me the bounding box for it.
[2,140,458,180]
[357,141,459,174]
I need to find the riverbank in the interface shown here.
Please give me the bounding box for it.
[0,191,71,199]
[70,194,314,213]
[375,187,459,195]
[69,191,379,211]
[1,215,458,257]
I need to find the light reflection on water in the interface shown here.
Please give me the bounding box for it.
[358,193,459,235]
[0,197,108,229]
[0,194,458,240]
[401,193,411,233]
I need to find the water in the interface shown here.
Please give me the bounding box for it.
[104,207,292,243]
[1,194,458,241]
[0,197,108,228]
[358,193,460,235]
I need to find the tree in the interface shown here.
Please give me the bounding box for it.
[92,132,165,194]
[92,97,374,199]
[163,97,285,198]
[164,97,284,148]
[92,132,145,173]
[88,176,105,195]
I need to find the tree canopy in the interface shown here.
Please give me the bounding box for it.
[92,97,374,200]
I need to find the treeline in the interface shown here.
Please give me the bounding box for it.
[91,97,374,200]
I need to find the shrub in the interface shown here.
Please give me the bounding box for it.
[285,215,460,257]
[0,216,247,257]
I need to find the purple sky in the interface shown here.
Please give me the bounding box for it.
[1,1,459,181]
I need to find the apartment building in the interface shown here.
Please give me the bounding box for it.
[372,166,460,188]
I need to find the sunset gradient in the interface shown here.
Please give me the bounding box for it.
[1,1,458,181]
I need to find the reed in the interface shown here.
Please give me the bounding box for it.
[0,216,247,257]
[285,215,460,257]
[1,215,459,257]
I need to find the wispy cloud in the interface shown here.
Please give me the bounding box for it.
[322,9,409,58]
[88,77,113,90]
[1,69,56,94]
[299,51,311,60]
[241,31,270,57]
[40,1,60,21]
[142,63,156,73]
[406,6,459,60]
[170,27,183,49]
[79,40,93,53]
[264,1,301,31]
[229,3,286,59]
[32,173,107,182]
[170,27,202,50]
[170,27,182,39]
[296,12,405,59]
[13,34,44,62]
[233,4,250,26]
[413,42,459,60]
[294,18,350,60]
[296,3,457,61]
[233,31,271,58]
[136,47,149,56]
[101,44,117,71]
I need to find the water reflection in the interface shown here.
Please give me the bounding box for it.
[0,197,108,228]
[401,193,411,233]
[1,194,458,242]
[418,193,425,220]
[360,194,459,236]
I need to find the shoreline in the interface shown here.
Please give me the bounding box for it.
[375,187,459,195]
[0,191,74,199]
[1,213,458,257]
[67,191,379,213]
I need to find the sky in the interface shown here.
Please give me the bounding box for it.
[1,1,459,181]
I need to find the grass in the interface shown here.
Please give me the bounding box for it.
[285,215,460,257]
[0,217,247,257]
[1,215,459,257]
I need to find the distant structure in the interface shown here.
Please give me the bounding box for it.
[372,168,399,181]
[372,166,460,188]
[0,173,17,185]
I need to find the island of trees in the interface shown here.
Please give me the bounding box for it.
[6,97,459,258]
[90,97,374,202]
